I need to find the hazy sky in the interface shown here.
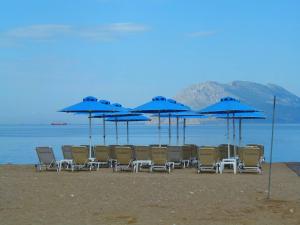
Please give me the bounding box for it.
[0,0,299,123]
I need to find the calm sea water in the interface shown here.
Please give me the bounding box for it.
[0,123,299,164]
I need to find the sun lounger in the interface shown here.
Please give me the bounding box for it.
[167,146,183,169]
[70,146,91,171]
[92,145,111,170]
[150,147,171,173]
[114,146,134,172]
[182,145,192,167]
[60,145,73,170]
[246,144,265,163]
[238,146,262,174]
[132,146,152,172]
[35,147,59,172]
[197,146,220,173]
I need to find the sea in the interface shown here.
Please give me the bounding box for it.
[0,123,299,164]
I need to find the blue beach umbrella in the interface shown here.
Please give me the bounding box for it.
[199,97,258,158]
[106,115,151,144]
[92,103,140,145]
[60,96,118,158]
[131,96,189,146]
[214,112,266,146]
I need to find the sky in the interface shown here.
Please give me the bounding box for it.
[0,0,299,123]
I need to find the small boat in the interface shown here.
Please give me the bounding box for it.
[51,122,67,126]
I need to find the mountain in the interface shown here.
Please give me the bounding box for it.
[174,81,300,123]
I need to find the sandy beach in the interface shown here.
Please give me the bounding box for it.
[0,163,299,225]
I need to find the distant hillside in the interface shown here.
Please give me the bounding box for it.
[174,81,300,123]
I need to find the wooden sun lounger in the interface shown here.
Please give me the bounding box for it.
[167,146,183,169]
[70,146,91,171]
[114,146,134,172]
[150,147,171,173]
[197,146,220,173]
[238,146,262,174]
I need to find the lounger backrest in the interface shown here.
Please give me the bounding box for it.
[62,145,73,160]
[240,147,260,167]
[71,146,88,165]
[36,147,56,165]
[198,146,219,166]
[151,147,167,165]
[109,145,119,160]
[246,144,264,159]
[167,146,182,162]
[94,145,110,162]
[134,146,151,160]
[182,145,192,160]
[115,146,132,165]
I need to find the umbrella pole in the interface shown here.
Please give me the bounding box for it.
[103,117,106,145]
[126,121,129,145]
[239,119,242,146]
[158,112,161,147]
[168,114,171,145]
[233,114,236,157]
[89,112,92,159]
[183,118,186,145]
[227,113,230,158]
[176,117,179,145]
[267,96,276,199]
[115,121,118,145]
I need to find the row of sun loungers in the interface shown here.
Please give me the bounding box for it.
[35,144,264,174]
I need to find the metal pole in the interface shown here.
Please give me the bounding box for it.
[126,121,129,145]
[102,116,106,145]
[176,117,179,145]
[89,112,92,159]
[183,118,186,145]
[233,113,236,157]
[267,96,276,199]
[158,112,161,147]
[239,119,242,146]
[115,120,118,145]
[227,113,230,158]
[168,114,171,145]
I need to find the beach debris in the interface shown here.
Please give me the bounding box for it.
[240,190,244,193]
[170,210,175,214]
[289,208,294,213]
[70,194,75,198]
[189,191,194,195]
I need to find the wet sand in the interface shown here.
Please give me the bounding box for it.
[0,163,299,225]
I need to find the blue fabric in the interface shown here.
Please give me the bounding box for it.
[60,97,118,113]
[199,96,258,114]
[157,111,207,118]
[92,103,141,118]
[213,111,266,119]
[131,96,189,113]
[106,115,151,122]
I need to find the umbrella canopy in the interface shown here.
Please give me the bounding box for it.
[60,96,117,113]
[199,96,259,158]
[199,96,258,114]
[60,96,118,158]
[106,115,151,144]
[131,96,189,113]
[131,96,189,146]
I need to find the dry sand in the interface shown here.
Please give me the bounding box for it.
[0,164,299,225]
